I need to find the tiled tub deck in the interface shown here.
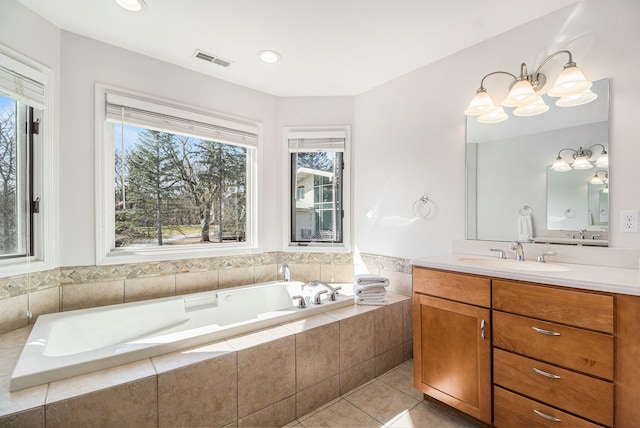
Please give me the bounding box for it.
[0,293,412,427]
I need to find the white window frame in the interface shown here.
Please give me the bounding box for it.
[282,126,351,253]
[0,44,57,277]
[95,84,263,265]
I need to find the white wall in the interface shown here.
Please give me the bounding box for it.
[354,0,640,259]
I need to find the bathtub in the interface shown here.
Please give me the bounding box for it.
[10,280,353,391]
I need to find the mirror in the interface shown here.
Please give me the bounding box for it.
[466,78,609,246]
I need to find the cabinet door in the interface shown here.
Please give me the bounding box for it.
[413,294,492,424]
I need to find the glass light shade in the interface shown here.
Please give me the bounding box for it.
[547,65,592,97]
[555,89,598,107]
[595,152,609,168]
[603,185,609,193]
[513,98,550,116]
[477,106,508,123]
[590,175,604,185]
[116,0,145,11]
[551,156,571,172]
[464,90,497,115]
[572,155,593,170]
[502,80,540,107]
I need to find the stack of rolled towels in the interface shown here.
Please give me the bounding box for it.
[353,274,389,306]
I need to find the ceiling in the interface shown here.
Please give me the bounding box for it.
[17,0,579,97]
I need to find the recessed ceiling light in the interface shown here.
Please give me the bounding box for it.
[258,50,282,64]
[116,0,146,12]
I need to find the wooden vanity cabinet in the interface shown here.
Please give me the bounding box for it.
[413,266,640,427]
[412,267,492,424]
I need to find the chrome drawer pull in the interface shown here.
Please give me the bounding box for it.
[533,409,562,422]
[480,319,486,340]
[532,326,560,336]
[533,367,562,379]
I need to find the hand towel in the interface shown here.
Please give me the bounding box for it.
[518,214,532,242]
[354,274,390,287]
[355,296,388,306]
[356,289,386,297]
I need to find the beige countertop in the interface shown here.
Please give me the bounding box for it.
[412,253,640,296]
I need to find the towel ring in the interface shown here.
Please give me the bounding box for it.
[519,205,532,215]
[412,195,433,219]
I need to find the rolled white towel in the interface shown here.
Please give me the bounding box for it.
[354,274,389,287]
[356,289,386,298]
[355,296,388,306]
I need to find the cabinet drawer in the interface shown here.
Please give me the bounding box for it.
[494,349,613,426]
[412,267,490,307]
[493,280,613,333]
[494,386,606,428]
[493,311,613,379]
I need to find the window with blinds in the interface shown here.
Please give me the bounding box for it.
[96,86,260,262]
[286,128,350,250]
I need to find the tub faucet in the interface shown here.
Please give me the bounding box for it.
[510,241,525,261]
[279,264,290,282]
[291,295,306,308]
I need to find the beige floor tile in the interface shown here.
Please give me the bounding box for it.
[377,361,424,401]
[299,399,382,428]
[344,379,419,425]
[387,401,478,428]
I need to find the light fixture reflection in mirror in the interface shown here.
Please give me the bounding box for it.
[465,50,596,123]
[551,144,608,172]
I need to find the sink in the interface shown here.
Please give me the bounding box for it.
[459,258,571,272]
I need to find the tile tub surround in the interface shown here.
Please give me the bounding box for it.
[0,251,413,335]
[0,293,412,427]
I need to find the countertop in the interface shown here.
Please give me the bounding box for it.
[411,253,640,296]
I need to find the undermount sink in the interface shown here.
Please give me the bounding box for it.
[459,257,571,272]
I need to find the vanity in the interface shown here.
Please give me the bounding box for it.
[411,252,640,428]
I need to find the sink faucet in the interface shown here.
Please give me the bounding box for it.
[279,263,290,282]
[510,241,525,261]
[579,229,586,239]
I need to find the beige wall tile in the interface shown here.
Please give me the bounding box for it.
[254,263,277,283]
[0,325,32,351]
[339,311,374,371]
[0,295,28,335]
[158,352,237,428]
[403,341,414,362]
[374,302,403,355]
[296,322,340,392]
[0,407,44,428]
[374,345,404,376]
[237,336,295,418]
[296,375,340,418]
[321,263,354,283]
[288,263,321,283]
[402,299,413,344]
[28,287,60,323]
[0,349,48,417]
[339,358,375,395]
[219,266,254,289]
[45,376,157,428]
[175,270,218,295]
[62,280,124,311]
[124,275,175,302]
[381,269,412,296]
[238,395,295,428]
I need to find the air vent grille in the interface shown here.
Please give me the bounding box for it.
[193,50,232,68]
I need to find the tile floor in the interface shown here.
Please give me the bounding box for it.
[285,360,480,427]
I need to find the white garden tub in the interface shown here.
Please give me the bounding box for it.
[10,280,352,391]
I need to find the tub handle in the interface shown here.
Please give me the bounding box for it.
[292,295,306,308]
[329,286,342,301]
[313,290,328,305]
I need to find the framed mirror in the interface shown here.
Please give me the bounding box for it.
[466,78,609,246]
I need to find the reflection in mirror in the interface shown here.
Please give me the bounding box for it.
[466,79,609,246]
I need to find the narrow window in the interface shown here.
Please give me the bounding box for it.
[286,128,350,250]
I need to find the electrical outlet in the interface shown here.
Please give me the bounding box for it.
[620,210,639,232]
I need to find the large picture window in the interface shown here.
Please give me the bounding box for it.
[96,87,261,263]
[285,127,350,251]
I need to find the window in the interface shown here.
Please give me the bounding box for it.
[0,47,53,275]
[285,127,350,251]
[96,86,261,264]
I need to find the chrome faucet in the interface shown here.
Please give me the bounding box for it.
[279,263,290,282]
[510,241,525,261]
[579,229,587,239]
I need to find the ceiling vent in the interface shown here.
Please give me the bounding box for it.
[193,50,232,68]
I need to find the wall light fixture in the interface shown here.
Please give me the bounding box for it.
[465,50,597,123]
[551,144,608,172]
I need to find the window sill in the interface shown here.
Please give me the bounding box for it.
[97,244,261,266]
